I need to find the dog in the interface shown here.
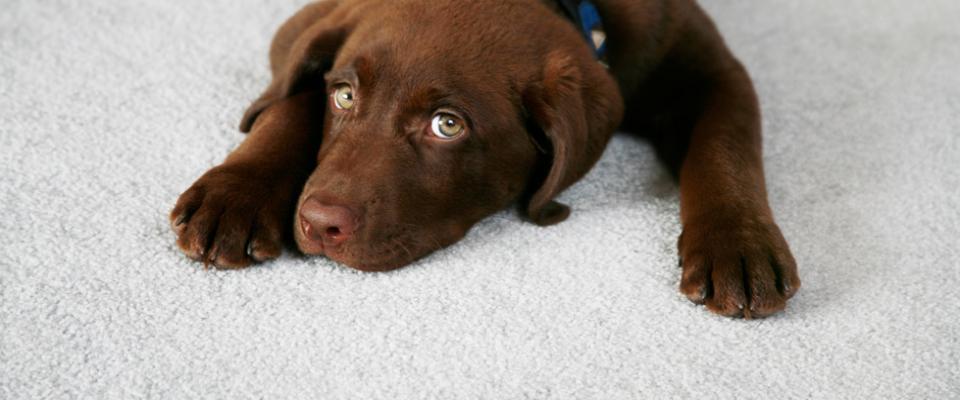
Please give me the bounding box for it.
[171,0,800,318]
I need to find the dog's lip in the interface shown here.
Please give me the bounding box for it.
[299,244,325,256]
[298,241,398,271]
[293,194,412,271]
[307,238,413,272]
[296,230,418,272]
[330,254,409,272]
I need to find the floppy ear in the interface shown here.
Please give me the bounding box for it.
[239,20,346,133]
[523,52,623,226]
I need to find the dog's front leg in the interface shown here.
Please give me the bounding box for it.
[675,62,801,318]
[170,92,323,268]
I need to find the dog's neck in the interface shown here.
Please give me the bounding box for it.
[547,0,606,59]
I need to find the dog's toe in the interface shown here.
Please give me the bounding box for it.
[171,165,293,269]
[678,214,800,319]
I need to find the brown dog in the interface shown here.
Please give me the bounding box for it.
[171,0,800,318]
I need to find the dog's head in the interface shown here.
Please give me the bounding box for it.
[241,0,623,270]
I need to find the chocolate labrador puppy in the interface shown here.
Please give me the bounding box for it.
[171,0,800,318]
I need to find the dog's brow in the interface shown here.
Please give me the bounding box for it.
[353,55,377,86]
[407,85,466,112]
[324,69,356,86]
[325,56,378,88]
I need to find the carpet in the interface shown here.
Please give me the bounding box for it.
[2,0,958,398]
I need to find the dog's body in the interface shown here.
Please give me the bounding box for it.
[171,0,800,318]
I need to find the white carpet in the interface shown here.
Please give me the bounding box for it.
[2,0,959,398]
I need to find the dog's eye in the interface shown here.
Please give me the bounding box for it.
[430,113,465,139]
[332,84,355,110]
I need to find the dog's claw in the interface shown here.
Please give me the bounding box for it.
[678,213,799,319]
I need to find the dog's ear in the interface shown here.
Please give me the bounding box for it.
[523,52,623,226]
[239,21,347,133]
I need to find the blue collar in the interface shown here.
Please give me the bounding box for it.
[556,0,606,59]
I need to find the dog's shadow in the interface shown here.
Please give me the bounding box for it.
[563,133,680,210]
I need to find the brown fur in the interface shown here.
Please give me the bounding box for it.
[171,0,800,318]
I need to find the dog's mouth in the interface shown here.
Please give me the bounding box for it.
[297,235,425,272]
[294,208,431,272]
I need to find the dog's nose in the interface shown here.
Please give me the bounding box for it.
[299,198,359,247]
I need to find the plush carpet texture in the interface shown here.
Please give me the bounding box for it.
[2,0,958,398]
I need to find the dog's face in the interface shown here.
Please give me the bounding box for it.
[293,14,542,270]
[243,0,623,270]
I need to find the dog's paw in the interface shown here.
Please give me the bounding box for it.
[170,164,297,269]
[677,213,800,319]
